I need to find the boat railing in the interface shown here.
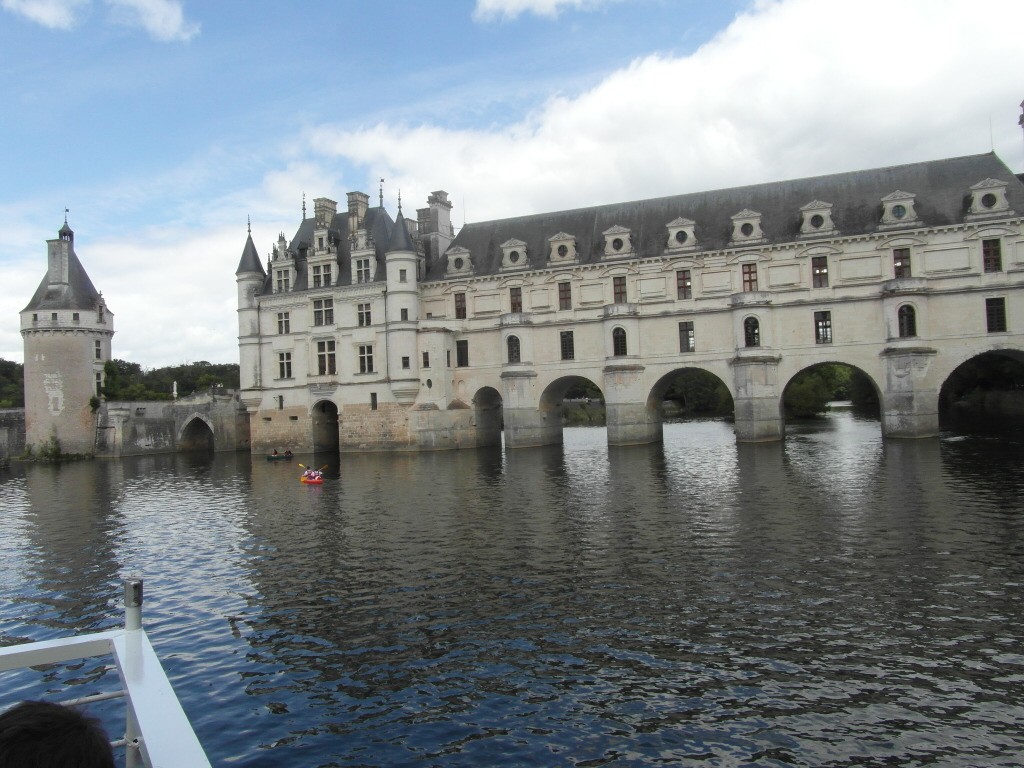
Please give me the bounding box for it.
[0,578,211,767]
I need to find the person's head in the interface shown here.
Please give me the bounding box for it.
[0,700,115,768]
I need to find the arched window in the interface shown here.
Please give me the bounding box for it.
[743,317,760,347]
[506,335,521,363]
[897,305,916,338]
[612,327,628,356]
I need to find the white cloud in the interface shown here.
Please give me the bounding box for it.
[105,0,198,42]
[473,0,614,21]
[0,0,197,40]
[311,0,1024,224]
[0,0,86,28]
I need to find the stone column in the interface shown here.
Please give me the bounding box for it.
[730,353,783,442]
[501,369,560,448]
[880,346,939,438]
[603,363,660,445]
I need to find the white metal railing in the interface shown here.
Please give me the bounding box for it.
[0,578,211,767]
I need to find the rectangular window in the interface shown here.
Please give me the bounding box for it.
[72,312,79,322]
[983,239,1003,273]
[51,312,57,322]
[422,351,430,368]
[278,352,292,379]
[277,312,290,334]
[613,275,627,303]
[456,339,469,367]
[400,308,409,321]
[812,256,829,288]
[95,372,102,396]
[679,321,695,352]
[560,330,575,361]
[742,263,758,292]
[558,281,572,310]
[358,345,374,373]
[312,264,330,288]
[357,302,372,327]
[401,356,410,369]
[510,286,523,313]
[986,297,1007,332]
[275,269,290,293]
[676,269,692,300]
[355,258,371,284]
[316,339,336,375]
[313,298,334,326]
[399,268,407,282]
[95,340,101,359]
[370,393,378,411]
[446,349,451,367]
[814,311,833,344]
[455,292,467,319]
[893,248,911,279]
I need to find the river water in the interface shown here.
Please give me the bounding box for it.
[1,413,1023,767]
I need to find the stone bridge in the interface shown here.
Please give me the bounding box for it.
[96,387,249,457]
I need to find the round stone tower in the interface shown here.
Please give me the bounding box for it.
[20,221,113,455]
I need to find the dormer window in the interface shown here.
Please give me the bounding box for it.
[548,233,577,264]
[967,178,1011,218]
[500,238,528,271]
[730,210,765,245]
[879,191,919,228]
[275,268,291,293]
[666,217,697,251]
[799,201,837,237]
[445,246,474,277]
[603,225,633,259]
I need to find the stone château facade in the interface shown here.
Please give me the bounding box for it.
[236,153,1024,452]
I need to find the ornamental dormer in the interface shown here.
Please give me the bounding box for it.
[967,178,1012,219]
[799,200,837,237]
[500,238,528,271]
[666,217,697,252]
[879,191,919,229]
[548,232,578,264]
[271,233,294,293]
[730,209,765,245]
[445,246,474,278]
[603,225,634,259]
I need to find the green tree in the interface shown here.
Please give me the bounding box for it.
[0,358,24,408]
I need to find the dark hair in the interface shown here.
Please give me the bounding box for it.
[0,700,115,768]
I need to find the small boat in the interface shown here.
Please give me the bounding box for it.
[266,453,294,461]
[300,475,323,485]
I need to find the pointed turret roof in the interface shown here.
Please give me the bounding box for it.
[387,208,415,253]
[22,224,103,312]
[235,232,266,276]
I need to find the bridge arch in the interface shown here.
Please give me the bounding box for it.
[937,347,1024,426]
[177,413,215,452]
[780,361,882,429]
[472,386,504,447]
[312,399,339,452]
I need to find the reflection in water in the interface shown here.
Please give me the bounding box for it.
[1,413,1023,766]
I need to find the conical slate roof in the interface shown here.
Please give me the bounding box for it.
[387,209,415,253]
[235,232,266,276]
[22,237,103,312]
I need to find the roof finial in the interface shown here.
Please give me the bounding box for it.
[379,178,385,208]
[247,215,251,235]
[397,189,402,213]
[64,207,69,225]
[302,193,306,219]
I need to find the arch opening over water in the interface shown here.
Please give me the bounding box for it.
[938,350,1024,428]
[781,362,881,430]
[312,400,340,453]
[178,415,215,452]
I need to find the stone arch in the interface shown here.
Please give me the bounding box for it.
[177,414,215,452]
[937,348,1024,425]
[311,399,339,452]
[472,386,503,447]
[780,361,882,429]
[646,365,736,439]
[535,375,605,446]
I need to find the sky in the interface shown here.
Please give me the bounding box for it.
[2,0,1023,369]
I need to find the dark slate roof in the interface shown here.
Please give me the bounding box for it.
[278,206,396,287]
[387,210,415,253]
[432,153,1024,281]
[235,233,266,276]
[23,242,103,312]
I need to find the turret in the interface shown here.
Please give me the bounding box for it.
[384,206,420,404]
[235,225,266,391]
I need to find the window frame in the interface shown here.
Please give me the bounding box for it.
[560,330,575,361]
[277,351,292,379]
[893,248,912,279]
[506,335,521,363]
[811,256,829,288]
[358,344,374,373]
[510,286,523,314]
[313,298,334,326]
[558,281,572,310]
[678,321,695,353]
[897,305,916,338]
[676,269,692,300]
[454,292,467,319]
[742,264,758,292]
[456,339,469,367]
[277,311,290,335]
[357,302,372,327]
[986,297,1007,333]
[743,316,760,347]
[355,258,371,284]
[316,339,337,375]
[814,311,832,344]
[612,275,627,304]
[983,238,1003,273]
[612,327,628,356]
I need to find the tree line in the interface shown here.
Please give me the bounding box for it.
[0,359,240,407]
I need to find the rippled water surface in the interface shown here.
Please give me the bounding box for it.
[2,415,1023,766]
